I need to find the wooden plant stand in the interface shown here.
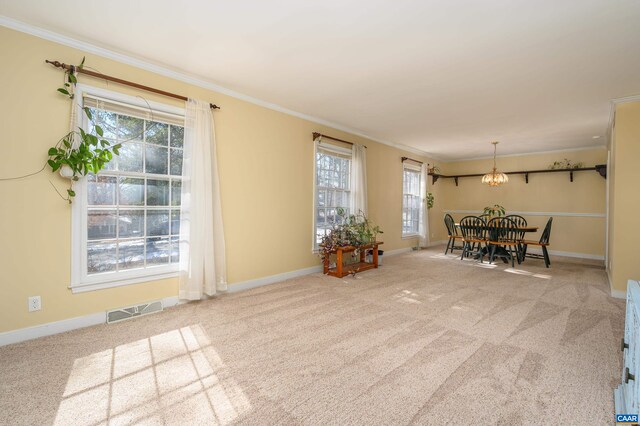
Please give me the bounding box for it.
[323,242,383,278]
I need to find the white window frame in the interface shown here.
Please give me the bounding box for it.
[402,162,422,238]
[312,142,353,252]
[70,85,185,293]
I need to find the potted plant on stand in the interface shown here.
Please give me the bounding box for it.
[319,208,383,276]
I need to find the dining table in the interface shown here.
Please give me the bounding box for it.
[454,222,539,263]
[454,223,538,232]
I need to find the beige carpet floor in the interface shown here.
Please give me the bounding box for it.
[0,247,625,425]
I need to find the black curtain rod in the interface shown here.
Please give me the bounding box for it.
[312,132,367,149]
[46,60,221,110]
[401,156,423,164]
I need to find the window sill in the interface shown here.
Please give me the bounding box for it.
[70,270,179,294]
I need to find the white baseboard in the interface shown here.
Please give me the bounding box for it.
[611,289,626,299]
[383,247,413,257]
[385,242,447,256]
[0,296,182,347]
[1,257,390,346]
[612,280,639,299]
[1,248,427,346]
[526,247,604,261]
[607,275,631,300]
[226,265,323,293]
[13,244,602,346]
[223,247,420,294]
[416,239,602,261]
[162,296,181,308]
[0,312,106,347]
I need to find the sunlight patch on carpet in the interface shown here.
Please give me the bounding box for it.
[55,324,251,425]
[504,268,552,280]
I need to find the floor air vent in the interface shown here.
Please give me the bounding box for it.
[107,300,163,324]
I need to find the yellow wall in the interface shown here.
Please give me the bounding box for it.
[608,101,640,293]
[0,25,614,334]
[433,149,607,257]
[0,27,436,333]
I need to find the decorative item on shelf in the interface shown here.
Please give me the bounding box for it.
[483,204,506,218]
[548,158,584,170]
[427,164,440,174]
[46,57,121,202]
[426,192,434,209]
[481,141,509,187]
[319,208,383,277]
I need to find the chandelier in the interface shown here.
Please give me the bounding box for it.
[481,141,509,187]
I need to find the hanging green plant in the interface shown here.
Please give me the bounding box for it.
[47,57,121,202]
[426,192,434,209]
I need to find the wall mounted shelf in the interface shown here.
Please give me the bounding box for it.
[429,164,607,186]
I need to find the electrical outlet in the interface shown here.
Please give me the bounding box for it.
[28,296,41,312]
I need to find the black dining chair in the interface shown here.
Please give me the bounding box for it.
[459,216,488,262]
[487,217,521,267]
[506,214,527,256]
[505,215,527,227]
[444,214,464,255]
[521,217,553,267]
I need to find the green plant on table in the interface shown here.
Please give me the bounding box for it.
[483,204,506,218]
[318,208,383,264]
[47,57,121,202]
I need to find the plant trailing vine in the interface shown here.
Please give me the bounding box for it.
[426,192,434,209]
[47,57,121,202]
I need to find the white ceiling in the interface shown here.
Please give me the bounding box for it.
[2,0,640,160]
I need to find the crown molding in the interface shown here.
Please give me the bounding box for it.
[607,102,615,146]
[608,94,640,145]
[0,15,434,159]
[446,144,607,163]
[611,94,640,105]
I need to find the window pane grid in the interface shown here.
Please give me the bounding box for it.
[86,106,183,276]
[402,168,422,236]
[315,148,352,245]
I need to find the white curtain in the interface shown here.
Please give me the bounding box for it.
[418,163,430,247]
[179,99,227,300]
[350,144,368,216]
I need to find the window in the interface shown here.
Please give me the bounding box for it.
[314,144,352,248]
[402,163,422,237]
[71,86,186,292]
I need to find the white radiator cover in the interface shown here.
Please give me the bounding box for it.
[615,280,640,416]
